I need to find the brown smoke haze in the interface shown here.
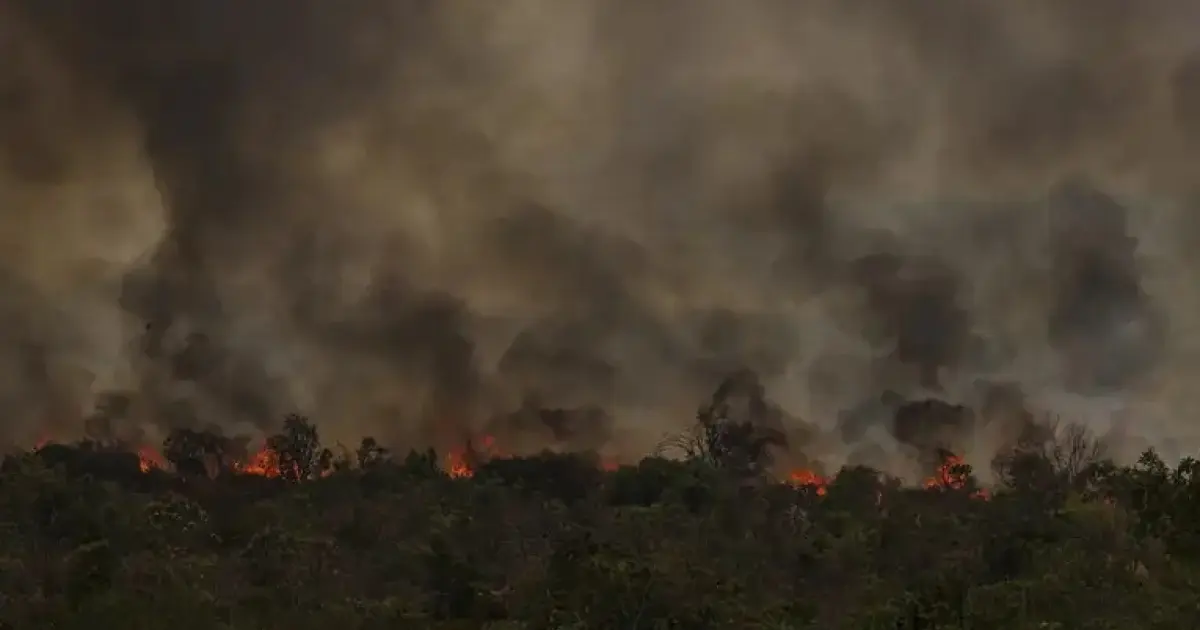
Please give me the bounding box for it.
[5,0,1200,478]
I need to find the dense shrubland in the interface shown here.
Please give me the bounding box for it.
[2,406,1200,630]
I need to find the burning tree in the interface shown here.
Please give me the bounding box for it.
[923,448,988,499]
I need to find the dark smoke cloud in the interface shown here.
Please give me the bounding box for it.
[4,0,1200,474]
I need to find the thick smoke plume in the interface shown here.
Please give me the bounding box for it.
[5,0,1200,477]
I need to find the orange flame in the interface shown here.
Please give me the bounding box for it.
[25,437,327,480]
[446,450,474,478]
[137,446,166,473]
[445,435,498,478]
[923,453,990,500]
[788,468,829,496]
[27,435,986,499]
[236,446,282,477]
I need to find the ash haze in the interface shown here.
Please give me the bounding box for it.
[4,0,1200,478]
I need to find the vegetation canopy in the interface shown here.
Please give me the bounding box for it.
[3,381,1200,630]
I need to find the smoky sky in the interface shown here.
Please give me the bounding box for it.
[5,0,1200,470]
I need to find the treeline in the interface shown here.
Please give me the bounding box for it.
[1,408,1199,629]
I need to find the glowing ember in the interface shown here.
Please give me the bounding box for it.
[788,469,828,496]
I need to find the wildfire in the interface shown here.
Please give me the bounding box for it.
[29,435,289,478]
[445,435,496,479]
[25,434,984,500]
[781,454,990,500]
[131,443,290,478]
[788,469,829,496]
[446,450,474,478]
[235,446,282,478]
[137,446,166,473]
[923,453,990,500]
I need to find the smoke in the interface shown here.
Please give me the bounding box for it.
[4,0,1200,471]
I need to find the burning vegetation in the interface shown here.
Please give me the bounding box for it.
[5,369,1199,629]
[5,0,1199,623]
[19,371,1044,505]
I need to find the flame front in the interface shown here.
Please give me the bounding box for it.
[27,436,987,499]
[130,444,285,477]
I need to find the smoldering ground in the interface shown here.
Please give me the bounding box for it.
[4,0,1200,477]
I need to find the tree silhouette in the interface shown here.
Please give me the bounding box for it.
[354,437,389,470]
[661,370,787,478]
[265,414,329,482]
[163,427,233,478]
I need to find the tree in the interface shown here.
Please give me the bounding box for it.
[265,414,328,482]
[355,437,390,470]
[163,427,233,478]
[661,371,787,479]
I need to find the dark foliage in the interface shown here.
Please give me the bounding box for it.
[2,407,1199,630]
[163,427,237,478]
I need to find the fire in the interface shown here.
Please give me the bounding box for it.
[922,453,965,490]
[24,434,988,501]
[137,446,165,473]
[446,449,474,478]
[134,443,290,478]
[780,455,990,500]
[445,435,497,478]
[923,453,990,500]
[788,469,828,496]
[236,446,282,478]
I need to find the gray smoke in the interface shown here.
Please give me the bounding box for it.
[4,0,1200,471]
